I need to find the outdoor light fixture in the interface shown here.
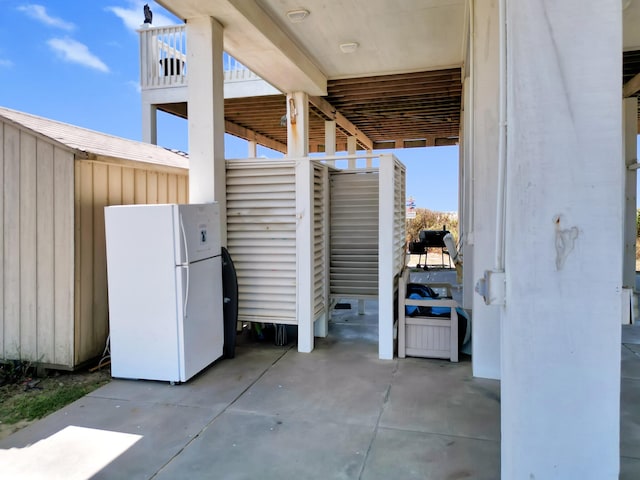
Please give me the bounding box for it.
[286,9,310,22]
[339,42,359,54]
[288,98,298,124]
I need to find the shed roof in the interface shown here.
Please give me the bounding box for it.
[0,106,189,170]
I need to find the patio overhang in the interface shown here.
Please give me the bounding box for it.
[157,0,327,96]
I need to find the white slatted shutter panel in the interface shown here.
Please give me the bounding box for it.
[226,160,298,324]
[393,160,407,274]
[329,169,379,297]
[313,162,327,316]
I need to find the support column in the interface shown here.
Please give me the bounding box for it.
[623,97,638,292]
[502,1,621,478]
[286,92,309,157]
[296,158,314,352]
[248,140,258,158]
[324,120,336,166]
[470,0,501,380]
[347,136,357,168]
[348,135,363,313]
[186,16,226,242]
[461,76,474,310]
[142,102,157,145]
[378,154,395,359]
[315,120,335,337]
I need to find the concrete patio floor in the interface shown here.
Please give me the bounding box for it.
[1,279,640,479]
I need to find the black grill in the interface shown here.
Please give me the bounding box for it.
[418,230,449,248]
[409,229,451,269]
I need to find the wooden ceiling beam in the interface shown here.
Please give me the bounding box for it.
[328,78,461,95]
[308,95,373,150]
[332,99,460,111]
[330,90,462,103]
[624,72,640,97]
[331,76,461,89]
[224,120,287,154]
[328,69,460,86]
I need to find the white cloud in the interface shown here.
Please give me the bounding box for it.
[126,80,141,93]
[0,58,13,68]
[17,4,75,31]
[47,38,109,73]
[106,1,176,32]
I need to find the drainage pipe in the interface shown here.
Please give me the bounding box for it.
[494,0,507,272]
[466,0,475,242]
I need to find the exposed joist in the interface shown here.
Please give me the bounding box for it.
[308,95,373,151]
[373,137,457,150]
[224,120,287,154]
[328,69,460,87]
[624,72,640,97]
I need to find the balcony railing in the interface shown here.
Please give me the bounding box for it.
[139,24,261,90]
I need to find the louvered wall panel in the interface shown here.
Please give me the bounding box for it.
[329,169,379,297]
[313,163,327,316]
[226,160,297,324]
[394,161,407,274]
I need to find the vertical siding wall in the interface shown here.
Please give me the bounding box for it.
[74,157,188,366]
[0,122,75,366]
[0,121,189,369]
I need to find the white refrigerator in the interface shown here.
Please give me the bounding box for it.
[104,203,223,383]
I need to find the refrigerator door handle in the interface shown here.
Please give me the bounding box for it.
[179,213,190,318]
[182,264,190,319]
[179,213,190,265]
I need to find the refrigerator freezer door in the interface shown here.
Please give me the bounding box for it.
[177,257,224,381]
[175,203,221,265]
[105,205,181,381]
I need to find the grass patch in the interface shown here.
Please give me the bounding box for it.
[0,375,109,425]
[1,384,99,424]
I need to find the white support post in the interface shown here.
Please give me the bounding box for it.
[470,0,501,380]
[501,0,622,477]
[296,159,314,352]
[462,76,474,309]
[623,97,638,324]
[347,136,357,168]
[248,140,258,158]
[347,135,363,312]
[142,102,157,145]
[366,150,373,168]
[623,97,638,291]
[186,16,226,242]
[325,120,336,166]
[287,92,309,158]
[378,154,395,359]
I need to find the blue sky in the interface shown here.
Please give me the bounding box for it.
[0,1,462,212]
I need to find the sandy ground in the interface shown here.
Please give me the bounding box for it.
[406,252,455,269]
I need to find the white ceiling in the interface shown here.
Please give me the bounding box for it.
[158,0,640,95]
[256,0,466,79]
[157,0,467,95]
